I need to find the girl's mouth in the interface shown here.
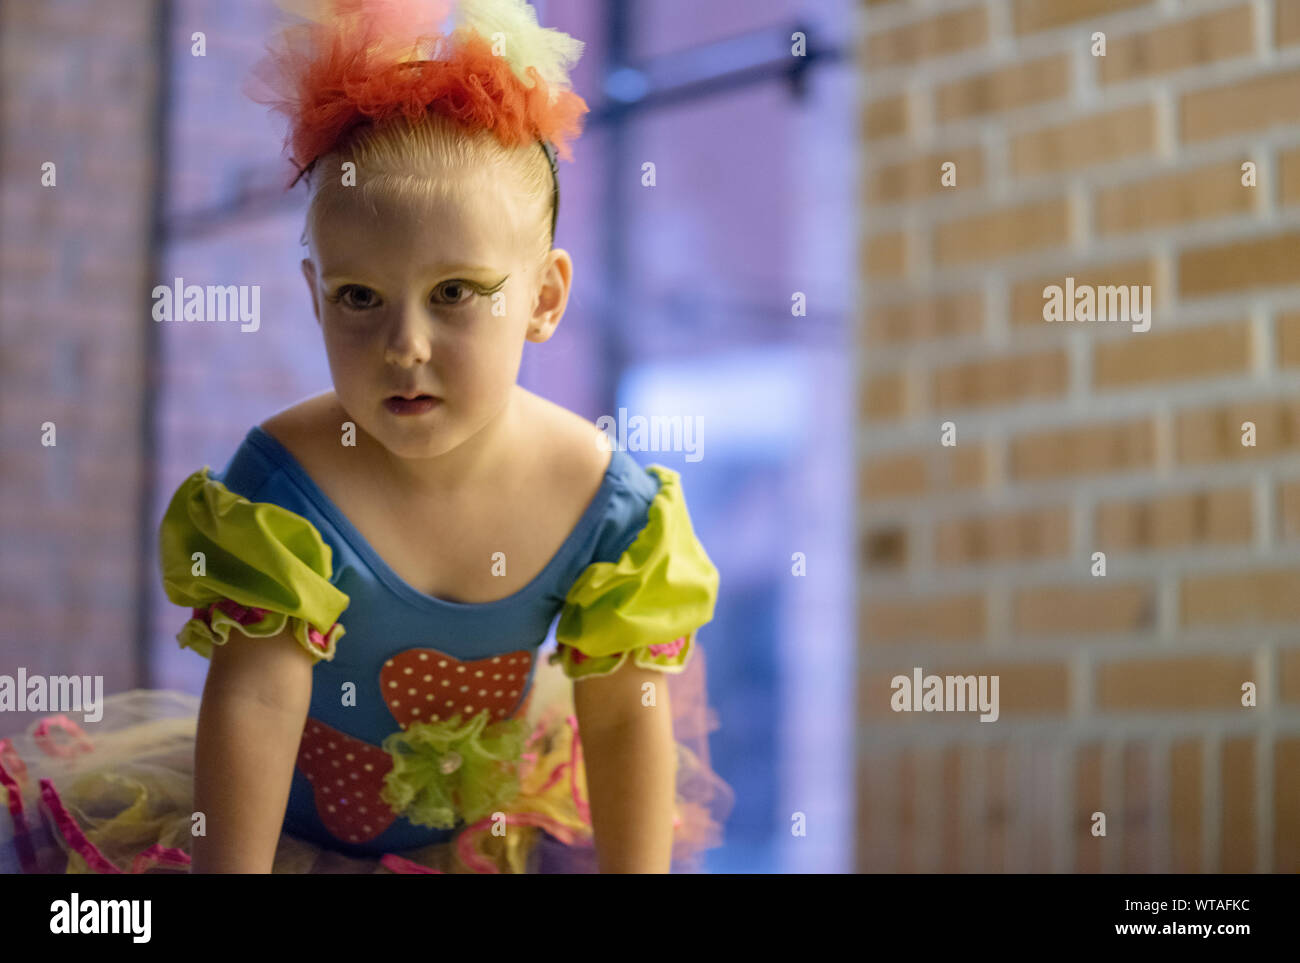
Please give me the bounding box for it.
[384,395,441,415]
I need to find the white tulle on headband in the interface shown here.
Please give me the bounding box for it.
[270,0,584,100]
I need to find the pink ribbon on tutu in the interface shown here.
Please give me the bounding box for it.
[379,853,443,873]
[38,778,191,874]
[0,738,37,873]
[33,714,94,758]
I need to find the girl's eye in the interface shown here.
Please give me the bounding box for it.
[441,276,508,306]
[329,285,377,310]
[434,280,475,305]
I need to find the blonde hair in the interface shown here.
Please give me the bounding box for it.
[301,112,555,272]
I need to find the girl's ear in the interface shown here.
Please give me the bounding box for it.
[526,248,573,343]
[301,258,321,323]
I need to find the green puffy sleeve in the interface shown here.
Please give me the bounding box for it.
[549,465,719,681]
[158,467,349,662]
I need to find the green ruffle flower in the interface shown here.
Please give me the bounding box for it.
[380,711,528,830]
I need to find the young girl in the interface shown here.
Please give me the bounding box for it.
[0,0,732,874]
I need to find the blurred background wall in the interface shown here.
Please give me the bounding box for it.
[857,0,1300,872]
[0,2,164,699]
[0,0,857,874]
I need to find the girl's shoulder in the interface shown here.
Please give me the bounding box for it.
[254,390,374,515]
[256,390,338,470]
[515,386,614,495]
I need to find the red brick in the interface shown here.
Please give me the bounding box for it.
[1220,737,1256,872]
[1015,583,1152,636]
[1276,738,1300,871]
[1074,744,1105,873]
[1010,418,1156,480]
[1096,655,1253,711]
[1181,568,1300,625]
[1170,740,1203,872]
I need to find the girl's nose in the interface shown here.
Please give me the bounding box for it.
[383,299,433,367]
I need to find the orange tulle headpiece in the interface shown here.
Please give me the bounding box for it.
[244,0,589,191]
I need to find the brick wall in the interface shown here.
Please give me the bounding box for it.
[857,0,1300,871]
[0,1,163,720]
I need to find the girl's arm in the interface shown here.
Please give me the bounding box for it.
[572,658,677,873]
[191,627,314,873]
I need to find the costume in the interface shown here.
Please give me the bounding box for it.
[0,427,732,873]
[0,0,733,873]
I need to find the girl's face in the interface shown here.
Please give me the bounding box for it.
[300,165,570,463]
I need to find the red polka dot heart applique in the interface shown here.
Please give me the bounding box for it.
[296,720,396,844]
[379,648,535,728]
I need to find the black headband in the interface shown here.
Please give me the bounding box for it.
[295,137,561,246]
[540,138,559,247]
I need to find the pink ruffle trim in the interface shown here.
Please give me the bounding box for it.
[562,634,687,666]
[192,599,336,652]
